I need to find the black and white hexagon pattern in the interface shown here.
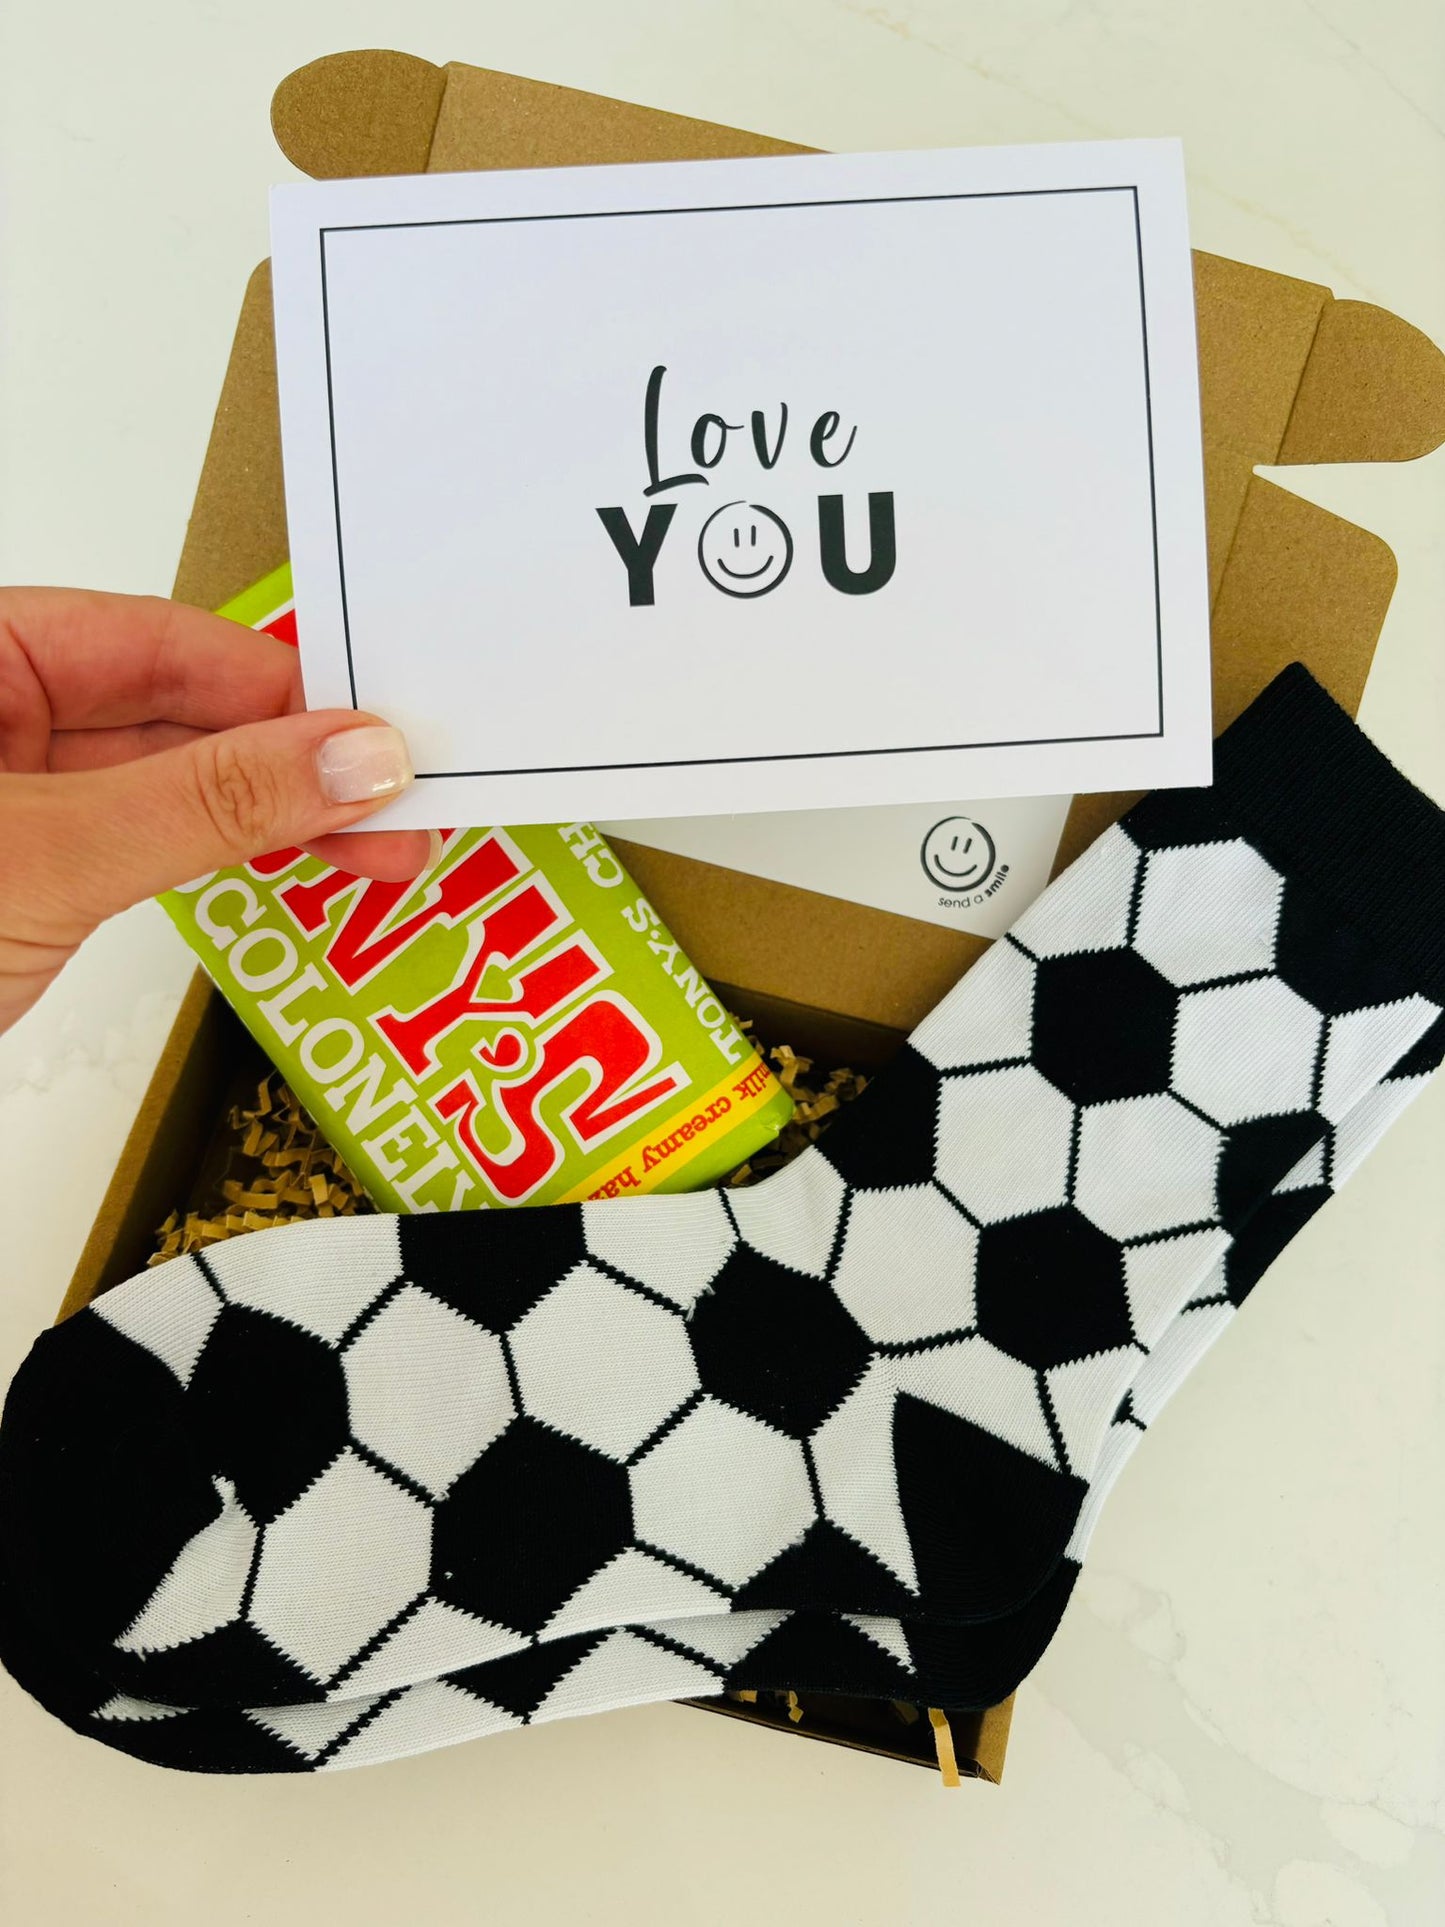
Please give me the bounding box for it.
[84,810,1439,1714]
[70,1014,1443,1774]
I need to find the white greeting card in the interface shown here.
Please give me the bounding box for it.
[271,139,1210,830]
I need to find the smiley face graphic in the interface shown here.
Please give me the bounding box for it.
[697,501,793,597]
[921,816,997,893]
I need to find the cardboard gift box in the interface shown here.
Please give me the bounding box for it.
[60,49,1445,1785]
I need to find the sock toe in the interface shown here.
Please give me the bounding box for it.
[0,1312,223,1681]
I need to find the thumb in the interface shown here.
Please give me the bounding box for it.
[50,710,416,918]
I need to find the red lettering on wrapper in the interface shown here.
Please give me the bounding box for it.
[733,1062,773,1101]
[265,605,299,648]
[436,994,688,1203]
[588,1167,641,1199]
[274,832,524,989]
[375,884,607,1078]
[246,850,306,879]
[639,1095,733,1171]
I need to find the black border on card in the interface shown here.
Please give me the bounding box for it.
[318,184,1164,778]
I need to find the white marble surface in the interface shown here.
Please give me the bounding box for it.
[1,4,1442,1922]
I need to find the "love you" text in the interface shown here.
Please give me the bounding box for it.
[595,364,896,606]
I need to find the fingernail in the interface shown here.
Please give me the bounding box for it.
[317,725,413,805]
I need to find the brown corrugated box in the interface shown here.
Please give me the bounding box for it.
[61,49,1445,1787]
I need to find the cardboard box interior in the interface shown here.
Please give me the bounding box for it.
[60,49,1445,1786]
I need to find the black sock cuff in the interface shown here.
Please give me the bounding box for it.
[1209,665,1445,1008]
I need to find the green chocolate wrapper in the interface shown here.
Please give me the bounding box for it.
[160,564,793,1212]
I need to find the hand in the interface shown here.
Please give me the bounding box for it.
[0,588,433,1035]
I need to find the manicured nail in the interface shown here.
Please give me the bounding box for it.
[317,725,413,805]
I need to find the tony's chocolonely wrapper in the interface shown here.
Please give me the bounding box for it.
[160,565,793,1211]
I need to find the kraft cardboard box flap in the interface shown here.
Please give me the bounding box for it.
[174,48,1445,1041]
[270,50,804,177]
[1061,254,1445,869]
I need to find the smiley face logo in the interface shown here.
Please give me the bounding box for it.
[697,500,793,597]
[921,816,997,893]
